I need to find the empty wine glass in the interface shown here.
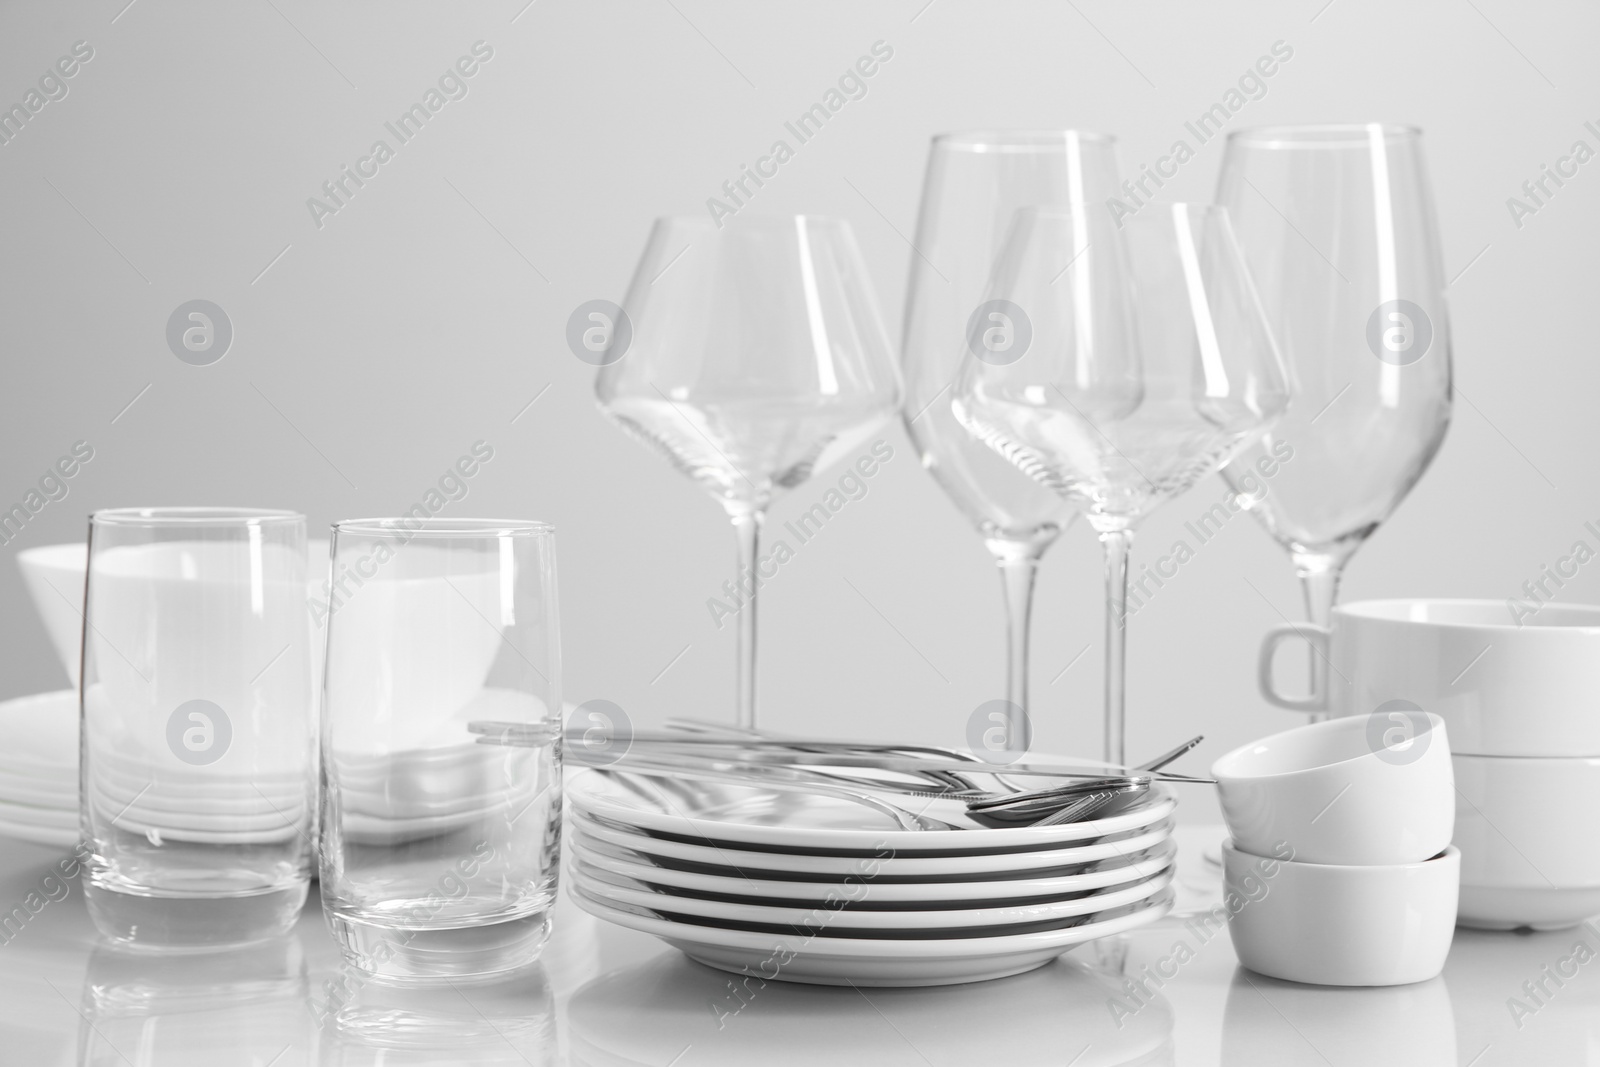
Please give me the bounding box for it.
[1216,125,1452,720]
[596,215,902,728]
[954,204,1289,764]
[902,132,1117,742]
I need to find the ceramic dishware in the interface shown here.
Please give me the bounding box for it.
[1453,752,1600,929]
[21,540,330,692]
[566,764,1176,854]
[570,832,1178,905]
[571,880,1175,987]
[1211,712,1453,866]
[1223,840,1459,986]
[1258,599,1600,756]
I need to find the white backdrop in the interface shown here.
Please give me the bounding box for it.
[2,0,1596,821]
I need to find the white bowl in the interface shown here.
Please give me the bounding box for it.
[1223,840,1459,987]
[1453,752,1600,930]
[1212,713,1454,866]
[19,540,329,690]
[16,543,86,687]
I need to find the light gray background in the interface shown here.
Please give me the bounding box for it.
[2,0,1595,822]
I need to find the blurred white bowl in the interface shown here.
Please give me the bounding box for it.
[18,540,329,690]
[1454,752,1600,930]
[16,543,86,687]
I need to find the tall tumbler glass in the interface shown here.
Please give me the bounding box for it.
[81,507,316,948]
[319,518,561,981]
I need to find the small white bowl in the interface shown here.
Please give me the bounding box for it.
[1211,713,1455,866]
[1223,840,1459,987]
[18,540,329,689]
[1454,752,1600,930]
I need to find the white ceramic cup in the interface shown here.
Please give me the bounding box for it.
[1211,712,1454,866]
[1258,598,1600,757]
[1453,751,1600,930]
[1223,840,1460,987]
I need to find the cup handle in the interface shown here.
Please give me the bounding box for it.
[1258,623,1331,712]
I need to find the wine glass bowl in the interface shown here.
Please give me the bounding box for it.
[955,205,1289,530]
[954,202,1290,763]
[596,214,902,727]
[1215,124,1453,719]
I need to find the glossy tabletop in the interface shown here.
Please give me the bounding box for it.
[1,826,1593,1066]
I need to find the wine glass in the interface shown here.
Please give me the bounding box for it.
[1215,125,1452,720]
[596,215,902,728]
[954,204,1290,764]
[902,131,1120,743]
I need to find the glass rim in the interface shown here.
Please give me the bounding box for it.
[1226,123,1423,148]
[1030,201,1233,223]
[90,506,304,527]
[332,517,555,538]
[652,213,852,231]
[932,129,1118,152]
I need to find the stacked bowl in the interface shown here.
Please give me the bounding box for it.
[566,767,1177,986]
[1212,713,1459,986]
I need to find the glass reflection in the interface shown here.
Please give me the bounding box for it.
[316,964,556,1066]
[78,935,311,1066]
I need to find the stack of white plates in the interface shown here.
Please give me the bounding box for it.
[567,767,1177,986]
[0,691,79,847]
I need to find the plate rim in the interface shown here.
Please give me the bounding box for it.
[571,860,1176,931]
[571,808,1174,878]
[568,766,1176,853]
[569,880,1176,959]
[568,832,1178,903]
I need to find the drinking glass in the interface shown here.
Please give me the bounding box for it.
[80,507,315,948]
[596,214,902,728]
[1216,125,1452,720]
[954,204,1290,764]
[319,518,561,981]
[903,132,1116,739]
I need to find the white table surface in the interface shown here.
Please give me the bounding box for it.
[0,824,1593,1066]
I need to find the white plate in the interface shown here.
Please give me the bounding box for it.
[570,831,1177,904]
[569,767,1176,854]
[573,859,1175,932]
[570,881,1175,986]
[572,809,1173,879]
[0,691,78,775]
[0,816,77,849]
[333,784,552,846]
[0,773,76,808]
[0,799,78,830]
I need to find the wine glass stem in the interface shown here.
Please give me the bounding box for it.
[732,510,763,729]
[1293,552,1345,725]
[992,542,1044,739]
[1099,527,1135,768]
